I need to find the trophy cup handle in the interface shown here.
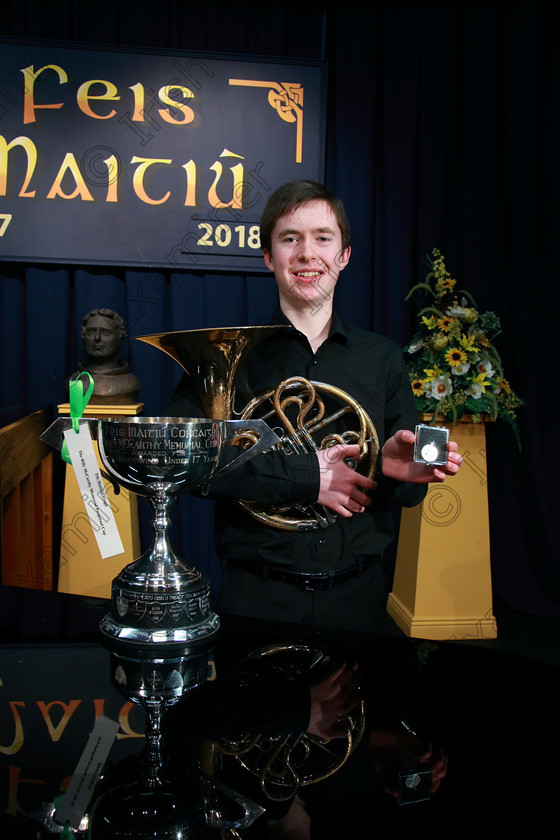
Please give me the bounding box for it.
[210,419,281,479]
[200,776,265,830]
[40,416,92,450]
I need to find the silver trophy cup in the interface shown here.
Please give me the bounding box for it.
[97,416,224,651]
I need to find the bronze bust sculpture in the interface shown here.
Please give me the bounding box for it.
[73,308,142,404]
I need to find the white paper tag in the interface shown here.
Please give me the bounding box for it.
[63,423,125,559]
[54,714,120,829]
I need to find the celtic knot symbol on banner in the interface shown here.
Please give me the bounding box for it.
[268,83,304,123]
[229,79,305,162]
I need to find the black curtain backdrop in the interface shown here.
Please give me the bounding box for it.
[0,0,558,616]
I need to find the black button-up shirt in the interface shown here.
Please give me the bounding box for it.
[166,307,425,573]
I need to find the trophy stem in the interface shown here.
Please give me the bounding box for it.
[88,689,208,838]
[141,704,165,789]
[150,490,175,553]
[126,489,198,586]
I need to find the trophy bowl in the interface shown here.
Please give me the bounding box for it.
[97,416,223,498]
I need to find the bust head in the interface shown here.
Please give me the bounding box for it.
[81,308,126,371]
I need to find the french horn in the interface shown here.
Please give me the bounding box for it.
[232,375,379,530]
[136,328,379,532]
[212,643,366,803]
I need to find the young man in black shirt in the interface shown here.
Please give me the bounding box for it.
[167,180,462,632]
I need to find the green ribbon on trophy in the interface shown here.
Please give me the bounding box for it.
[61,372,94,464]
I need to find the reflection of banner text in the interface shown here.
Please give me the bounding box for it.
[2,697,143,818]
[1,697,143,756]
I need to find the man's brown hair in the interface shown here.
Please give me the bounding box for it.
[259,180,351,254]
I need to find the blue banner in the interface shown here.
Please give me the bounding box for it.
[0,39,326,271]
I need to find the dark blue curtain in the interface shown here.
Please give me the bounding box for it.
[1,0,558,614]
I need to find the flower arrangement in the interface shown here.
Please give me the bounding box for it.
[404,248,523,447]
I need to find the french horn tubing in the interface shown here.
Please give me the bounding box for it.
[214,643,366,802]
[231,376,379,531]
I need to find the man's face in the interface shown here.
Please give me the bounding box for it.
[263,200,350,311]
[82,314,121,364]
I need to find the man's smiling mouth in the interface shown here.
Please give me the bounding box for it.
[293,270,322,279]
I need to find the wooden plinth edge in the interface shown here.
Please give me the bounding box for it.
[387,593,498,641]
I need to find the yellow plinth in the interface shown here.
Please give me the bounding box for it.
[387,418,497,640]
[57,404,143,599]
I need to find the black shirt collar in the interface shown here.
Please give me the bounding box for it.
[268,304,349,345]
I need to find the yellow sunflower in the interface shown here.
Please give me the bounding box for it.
[436,277,456,294]
[411,378,425,396]
[444,347,468,368]
[437,316,455,332]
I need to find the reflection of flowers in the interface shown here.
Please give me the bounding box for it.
[404,248,524,447]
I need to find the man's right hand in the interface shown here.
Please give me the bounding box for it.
[308,663,362,740]
[316,444,376,518]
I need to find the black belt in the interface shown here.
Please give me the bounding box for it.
[229,558,375,591]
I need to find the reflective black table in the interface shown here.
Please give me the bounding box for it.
[1,590,559,837]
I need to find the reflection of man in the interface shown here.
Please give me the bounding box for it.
[166,180,461,632]
[73,308,142,404]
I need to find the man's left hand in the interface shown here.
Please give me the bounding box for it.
[368,728,448,797]
[381,429,462,483]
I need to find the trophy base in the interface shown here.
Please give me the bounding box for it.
[88,770,205,840]
[101,562,220,651]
